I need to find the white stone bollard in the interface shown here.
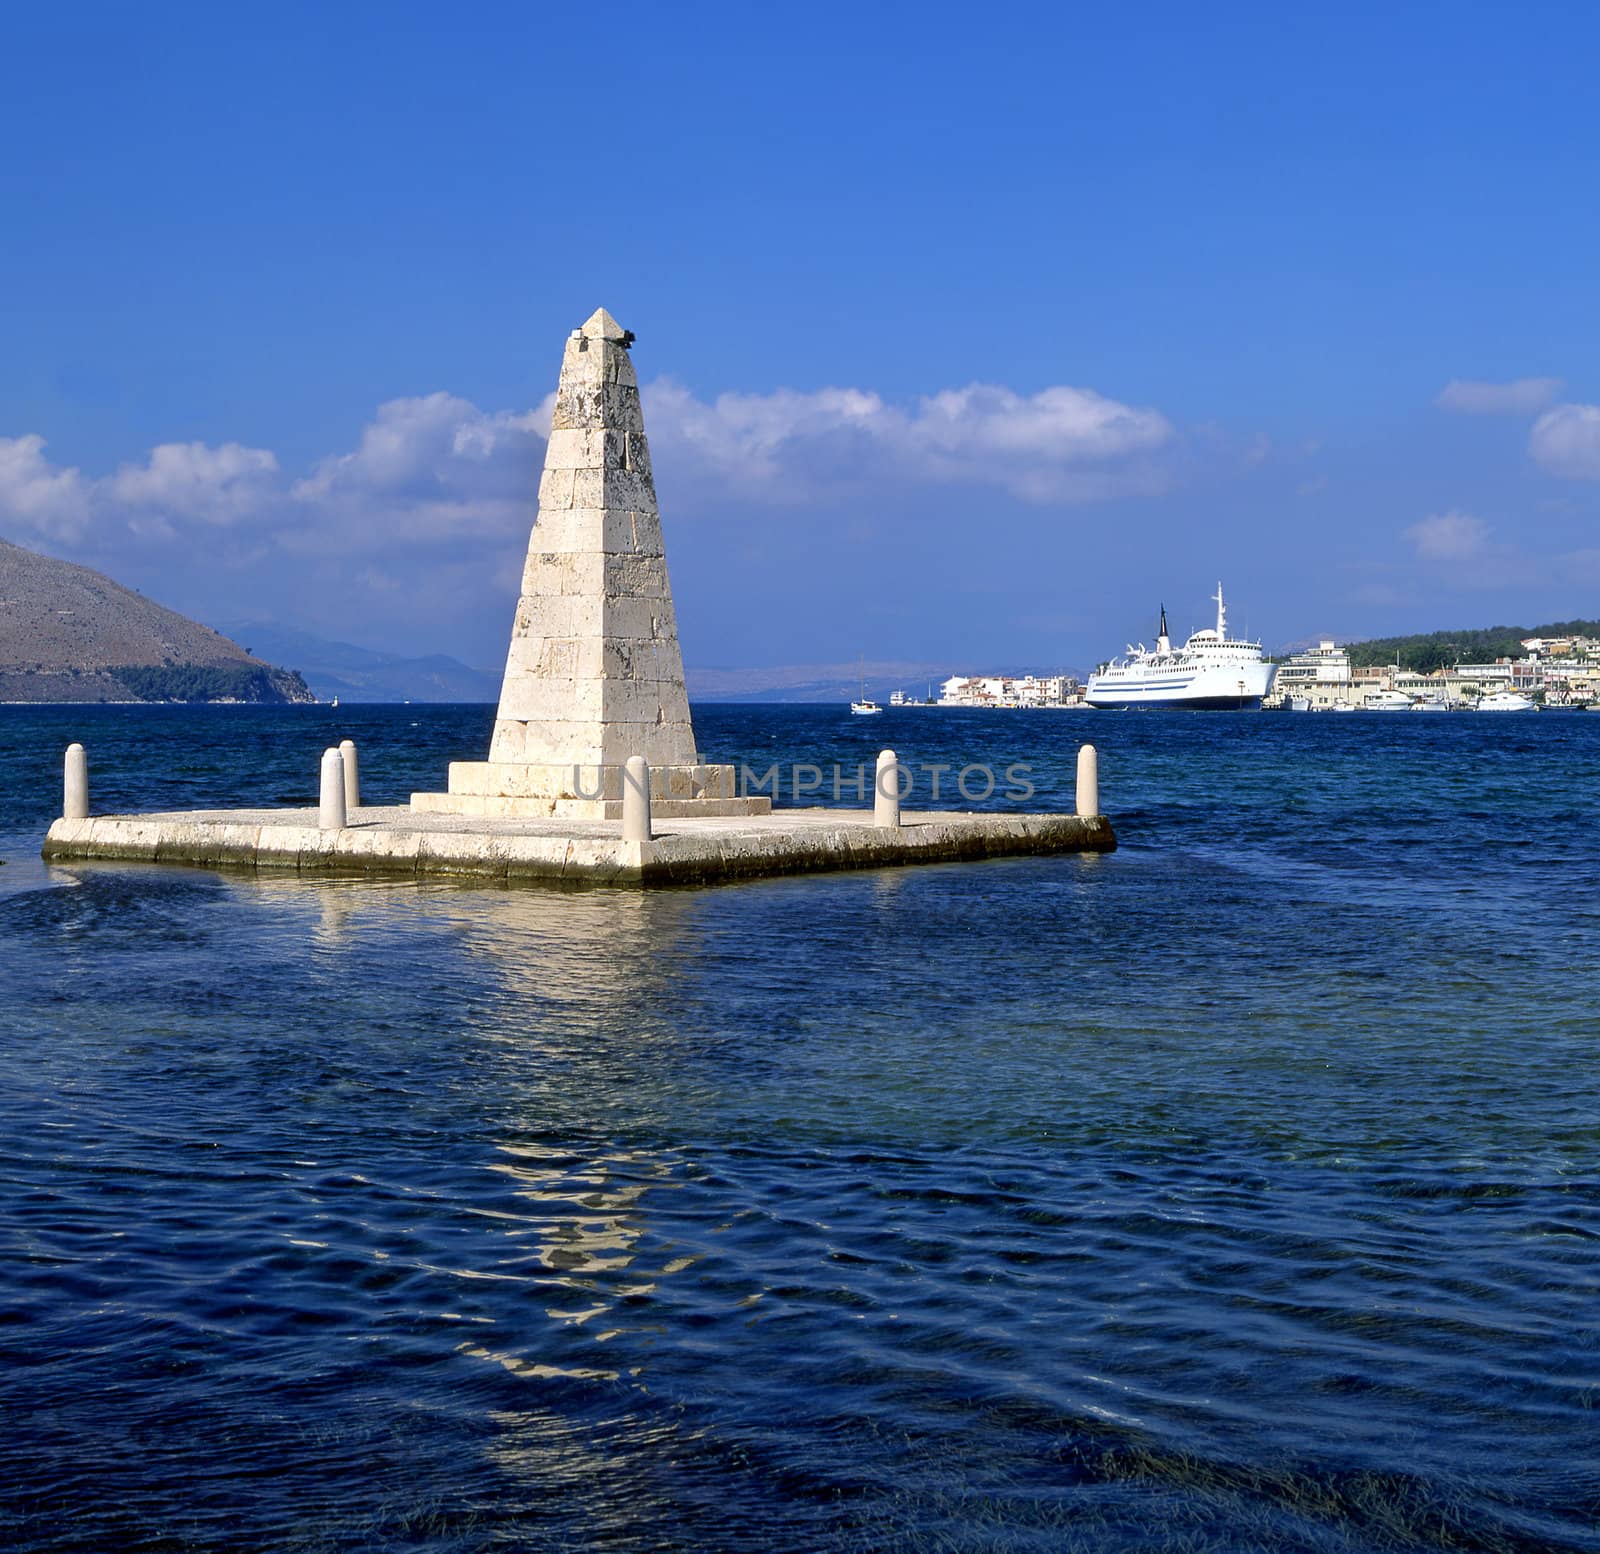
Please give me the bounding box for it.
[319,747,347,830]
[874,748,902,828]
[1076,743,1099,818]
[63,743,89,821]
[338,739,360,810]
[622,755,652,842]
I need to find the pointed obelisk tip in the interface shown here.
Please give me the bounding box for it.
[581,307,631,343]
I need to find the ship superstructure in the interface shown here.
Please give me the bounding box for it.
[1085,584,1275,709]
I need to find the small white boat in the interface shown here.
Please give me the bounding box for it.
[1477,690,1536,712]
[1411,694,1449,712]
[1364,689,1413,711]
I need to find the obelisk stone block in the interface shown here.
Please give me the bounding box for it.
[412,307,769,820]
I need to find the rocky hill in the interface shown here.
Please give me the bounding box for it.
[0,538,312,703]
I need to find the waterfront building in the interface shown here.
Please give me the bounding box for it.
[1519,635,1599,657]
[1274,640,1352,689]
[938,674,1082,708]
[1279,640,1600,712]
[1450,661,1516,698]
[1271,640,1355,709]
[1523,655,1600,705]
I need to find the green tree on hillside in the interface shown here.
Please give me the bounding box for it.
[1345,619,1600,673]
[109,664,312,703]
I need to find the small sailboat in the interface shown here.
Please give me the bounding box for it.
[850,658,882,715]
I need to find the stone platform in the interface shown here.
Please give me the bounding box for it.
[42,805,1115,888]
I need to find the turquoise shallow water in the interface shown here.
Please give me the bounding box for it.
[1,704,1597,1552]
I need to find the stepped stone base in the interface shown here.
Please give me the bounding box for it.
[412,793,771,821]
[410,759,771,821]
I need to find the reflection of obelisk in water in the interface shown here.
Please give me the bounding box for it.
[413,307,768,820]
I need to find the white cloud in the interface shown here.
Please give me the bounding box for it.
[1406,511,1490,560]
[294,392,542,504]
[909,383,1168,463]
[0,372,1176,572]
[643,382,884,484]
[287,392,546,552]
[641,378,1172,503]
[0,434,92,540]
[1436,377,1563,415]
[109,442,278,522]
[1401,511,1544,590]
[1529,402,1600,479]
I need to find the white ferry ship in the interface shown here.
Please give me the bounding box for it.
[1086,584,1275,710]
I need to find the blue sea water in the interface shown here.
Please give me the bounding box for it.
[1,703,1597,1553]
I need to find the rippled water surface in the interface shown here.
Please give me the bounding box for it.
[2,704,1597,1552]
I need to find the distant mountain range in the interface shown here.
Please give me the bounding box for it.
[687,661,962,703]
[215,622,502,704]
[0,538,310,704]
[207,637,969,705]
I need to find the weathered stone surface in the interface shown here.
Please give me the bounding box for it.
[478,723,608,766]
[602,554,673,598]
[570,468,657,513]
[43,806,1116,888]
[496,673,605,726]
[537,468,576,509]
[516,507,661,559]
[520,551,602,597]
[621,433,652,480]
[552,382,644,436]
[541,428,610,471]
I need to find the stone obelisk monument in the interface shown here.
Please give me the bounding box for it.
[413,308,768,820]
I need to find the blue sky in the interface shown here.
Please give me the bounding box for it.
[3,0,1598,672]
